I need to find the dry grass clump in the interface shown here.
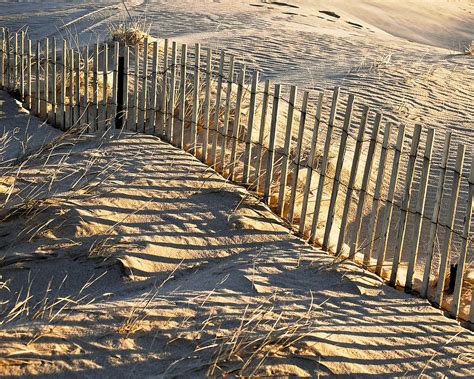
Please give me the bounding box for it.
[465,41,473,55]
[111,25,157,47]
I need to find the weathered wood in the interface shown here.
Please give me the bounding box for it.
[389,124,423,286]
[82,45,89,126]
[202,47,212,163]
[299,92,324,236]
[51,37,57,124]
[420,131,452,298]
[434,143,465,307]
[191,43,201,155]
[451,155,474,319]
[263,83,281,205]
[43,38,49,120]
[101,43,107,130]
[322,93,355,250]
[27,39,32,110]
[122,46,130,130]
[69,48,74,128]
[13,32,17,92]
[132,44,140,132]
[36,40,41,116]
[211,50,225,167]
[5,29,10,90]
[61,40,67,130]
[405,128,435,292]
[138,38,148,133]
[255,79,271,193]
[288,90,309,224]
[19,32,24,101]
[375,124,406,276]
[277,85,298,217]
[354,112,382,263]
[74,50,80,124]
[365,122,391,267]
[229,64,246,181]
[160,39,169,136]
[243,70,259,185]
[179,43,188,148]
[338,105,369,257]
[167,41,177,143]
[92,43,99,131]
[220,54,235,172]
[111,42,119,129]
[0,28,4,89]
[148,41,158,134]
[309,87,340,244]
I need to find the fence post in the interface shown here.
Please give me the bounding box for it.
[202,47,213,164]
[323,94,355,251]
[243,70,259,185]
[420,131,452,297]
[288,90,309,224]
[299,92,324,236]
[220,54,234,172]
[277,85,298,217]
[375,124,406,276]
[389,124,422,286]
[451,155,474,319]
[309,87,340,244]
[255,79,270,193]
[211,50,224,167]
[405,128,435,292]
[148,41,158,134]
[338,105,369,257]
[263,83,281,205]
[229,64,246,181]
[138,38,148,133]
[179,43,188,149]
[167,41,177,143]
[434,143,465,307]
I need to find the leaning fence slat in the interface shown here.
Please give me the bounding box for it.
[309,87,340,244]
[263,84,281,205]
[191,43,201,155]
[92,43,99,131]
[43,38,49,120]
[167,41,177,143]
[375,124,406,276]
[255,79,270,192]
[229,64,246,181]
[389,124,422,286]
[220,54,235,173]
[405,128,435,292]
[277,85,298,217]
[299,92,323,236]
[148,41,158,134]
[243,70,259,185]
[365,122,391,266]
[132,44,140,132]
[211,50,224,167]
[323,94,355,251]
[35,40,41,116]
[434,143,465,307]
[202,48,212,164]
[160,39,169,136]
[338,105,369,257]
[138,39,148,133]
[111,42,119,129]
[451,155,474,319]
[420,131,452,297]
[288,90,309,224]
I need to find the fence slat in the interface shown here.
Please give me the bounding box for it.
[434,143,465,307]
[220,54,234,173]
[0,28,4,89]
[83,45,89,127]
[132,44,140,132]
[148,41,158,134]
[299,92,323,236]
[138,39,148,133]
[389,124,422,286]
[309,87,340,244]
[101,44,107,130]
[13,32,17,92]
[51,38,56,125]
[92,43,99,131]
[19,32,24,101]
[263,83,281,205]
[255,79,270,193]
[211,50,224,167]
[167,41,177,143]
[243,70,259,185]
[364,122,391,267]
[179,43,188,149]
[288,90,309,224]
[405,128,435,292]
[160,39,169,136]
[69,48,75,129]
[111,42,119,129]
[6,29,10,90]
[27,39,32,110]
[43,38,49,120]
[202,48,212,163]
[420,131,452,297]
[375,124,406,276]
[451,156,473,318]
[338,105,369,257]
[191,43,201,155]
[229,64,246,181]
[74,50,80,124]
[277,85,298,217]
[36,41,41,116]
[122,46,130,130]
[322,94,355,251]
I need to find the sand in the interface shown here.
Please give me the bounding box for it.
[0,0,473,376]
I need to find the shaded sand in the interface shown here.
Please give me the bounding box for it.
[1,92,473,377]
